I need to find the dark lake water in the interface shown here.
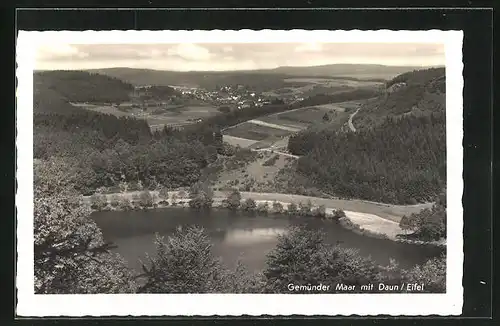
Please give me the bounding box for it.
[91,208,444,272]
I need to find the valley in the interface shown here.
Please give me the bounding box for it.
[33,62,448,295]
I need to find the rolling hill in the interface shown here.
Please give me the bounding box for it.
[34,70,134,106]
[270,64,433,80]
[353,67,446,129]
[286,67,446,204]
[86,64,433,89]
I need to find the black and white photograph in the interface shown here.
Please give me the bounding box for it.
[16,30,463,316]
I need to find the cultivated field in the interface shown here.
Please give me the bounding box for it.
[259,104,351,128]
[224,122,292,141]
[283,78,383,88]
[223,135,260,148]
[71,102,220,130]
[262,77,382,99]
[222,100,362,151]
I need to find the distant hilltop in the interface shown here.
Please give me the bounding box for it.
[83,63,441,88]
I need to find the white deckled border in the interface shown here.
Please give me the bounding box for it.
[16,30,463,316]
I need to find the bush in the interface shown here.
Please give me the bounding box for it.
[158,200,169,206]
[188,182,214,209]
[256,202,269,214]
[287,202,298,215]
[298,200,313,216]
[158,187,169,200]
[90,194,108,210]
[262,154,280,167]
[224,189,242,210]
[178,190,188,199]
[271,201,284,214]
[241,198,257,211]
[116,197,131,210]
[332,209,347,220]
[312,205,326,218]
[139,190,154,208]
[131,192,140,202]
[171,193,179,206]
[109,195,121,208]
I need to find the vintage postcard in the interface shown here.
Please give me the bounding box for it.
[16,29,463,316]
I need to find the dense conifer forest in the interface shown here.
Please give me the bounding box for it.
[288,68,446,205]
[34,70,134,104]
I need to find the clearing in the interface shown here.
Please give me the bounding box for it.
[223,135,260,148]
[224,122,292,141]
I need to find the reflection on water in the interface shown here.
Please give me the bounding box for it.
[223,228,286,245]
[91,207,444,272]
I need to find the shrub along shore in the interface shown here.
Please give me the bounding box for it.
[82,189,445,247]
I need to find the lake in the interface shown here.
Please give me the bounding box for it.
[91,207,444,272]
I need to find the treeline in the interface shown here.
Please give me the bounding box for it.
[292,88,380,109]
[353,68,445,129]
[288,113,446,204]
[136,85,182,101]
[386,67,445,89]
[34,111,152,144]
[34,70,134,103]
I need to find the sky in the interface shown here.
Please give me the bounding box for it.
[35,42,445,71]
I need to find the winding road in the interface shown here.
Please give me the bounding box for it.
[348,107,360,132]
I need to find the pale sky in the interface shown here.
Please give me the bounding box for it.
[35,42,445,71]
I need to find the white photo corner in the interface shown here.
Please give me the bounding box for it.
[16,30,463,316]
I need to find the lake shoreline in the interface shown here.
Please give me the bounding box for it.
[82,190,445,248]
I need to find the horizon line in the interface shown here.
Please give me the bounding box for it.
[34,62,445,73]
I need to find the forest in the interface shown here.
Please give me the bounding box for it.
[386,67,446,89]
[34,70,134,104]
[290,88,379,109]
[34,109,221,195]
[286,68,447,205]
[288,112,446,204]
[354,68,446,129]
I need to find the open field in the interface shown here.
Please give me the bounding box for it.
[260,105,349,127]
[223,135,260,148]
[284,77,384,88]
[70,102,220,130]
[246,119,302,132]
[262,77,382,99]
[223,100,361,151]
[248,136,290,150]
[224,122,292,141]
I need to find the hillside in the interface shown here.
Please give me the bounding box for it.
[285,68,446,205]
[353,67,446,129]
[34,70,134,105]
[271,64,429,80]
[86,64,429,90]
